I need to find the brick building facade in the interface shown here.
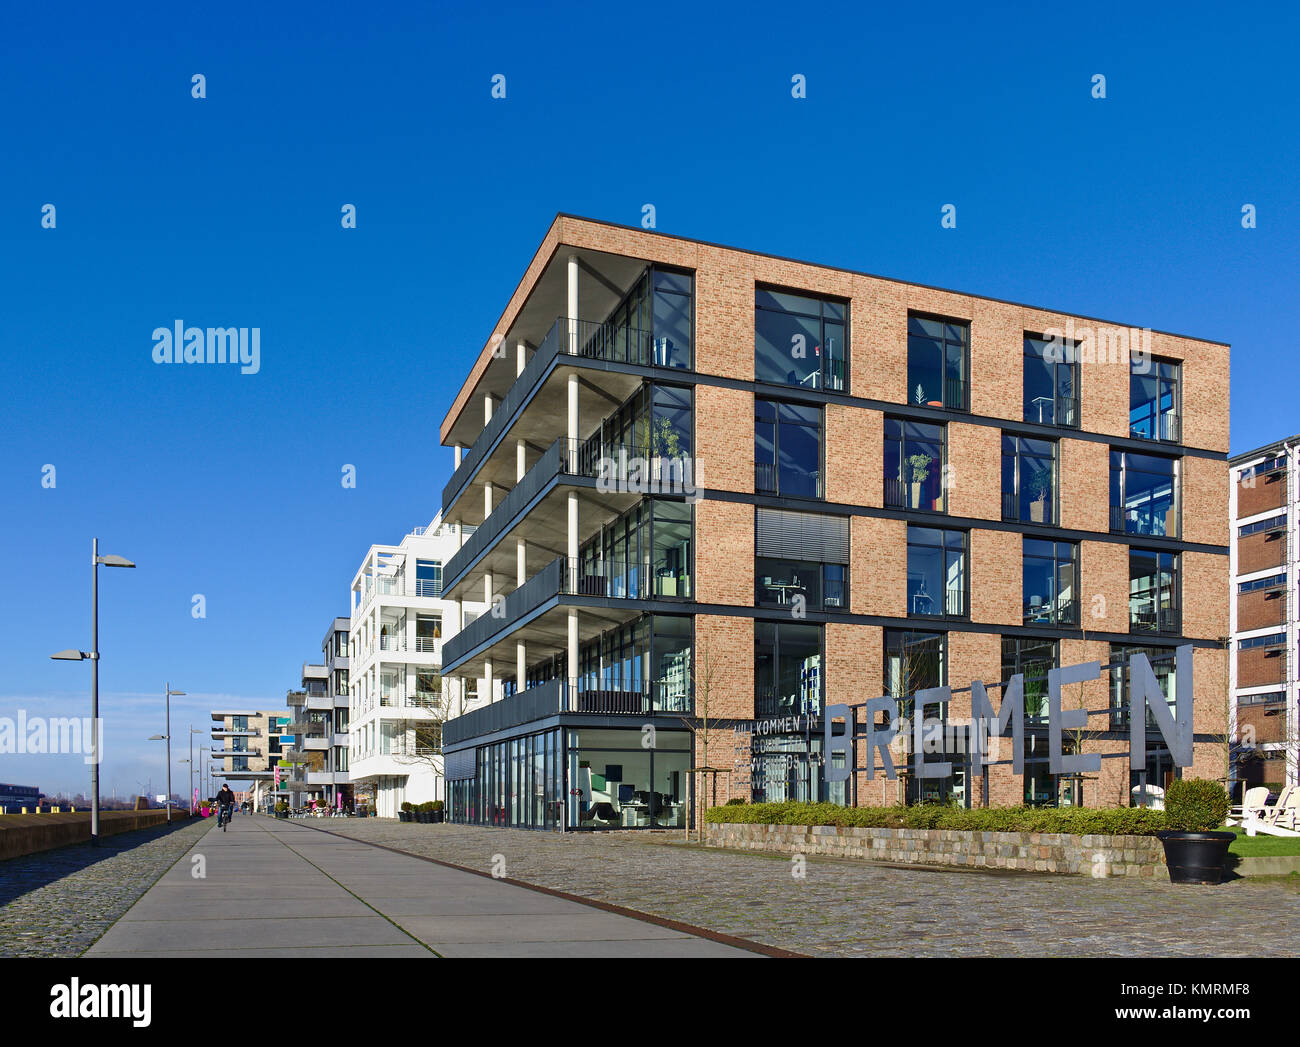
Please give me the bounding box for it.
[435,214,1230,829]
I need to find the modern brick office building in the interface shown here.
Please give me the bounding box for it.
[1229,436,1299,794]
[436,214,1230,829]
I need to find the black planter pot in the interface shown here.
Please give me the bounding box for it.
[1158,831,1235,884]
[431,811,444,823]
[419,811,431,823]
[398,811,409,822]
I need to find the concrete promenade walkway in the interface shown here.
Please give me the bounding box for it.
[85,815,761,957]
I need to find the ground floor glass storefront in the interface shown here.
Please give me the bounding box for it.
[447,726,693,830]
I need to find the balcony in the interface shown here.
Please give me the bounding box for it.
[1028,395,1079,429]
[885,477,944,513]
[445,436,681,591]
[443,316,676,513]
[443,677,690,748]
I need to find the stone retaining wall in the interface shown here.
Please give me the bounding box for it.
[707,822,1167,878]
[0,810,190,861]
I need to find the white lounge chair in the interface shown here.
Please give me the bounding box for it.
[1226,786,1270,827]
[1244,785,1300,837]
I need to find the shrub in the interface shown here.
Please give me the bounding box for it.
[401,801,414,813]
[1164,778,1230,832]
[274,801,289,814]
[431,800,444,812]
[704,801,1169,836]
[725,798,746,806]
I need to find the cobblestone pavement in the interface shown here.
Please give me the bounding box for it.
[316,820,1300,957]
[0,817,210,958]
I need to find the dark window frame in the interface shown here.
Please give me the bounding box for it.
[907,312,970,411]
[754,284,848,392]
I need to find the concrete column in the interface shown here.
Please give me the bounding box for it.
[567,372,579,470]
[484,481,494,519]
[567,491,578,587]
[517,439,526,482]
[454,443,464,468]
[516,538,526,587]
[566,254,579,350]
[516,642,526,692]
[567,611,579,703]
[484,393,495,427]
[484,660,494,703]
[516,341,527,378]
[484,571,493,609]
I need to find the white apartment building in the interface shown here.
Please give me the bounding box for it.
[347,513,495,816]
[1229,435,1300,795]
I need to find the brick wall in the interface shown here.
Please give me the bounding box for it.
[1237,531,1286,575]
[1237,472,1287,518]
[695,384,753,493]
[825,404,881,507]
[1237,589,1285,633]
[1238,647,1286,688]
[695,499,754,604]
[852,515,907,617]
[947,422,1002,520]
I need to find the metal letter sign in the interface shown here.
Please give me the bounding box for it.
[821,646,1195,784]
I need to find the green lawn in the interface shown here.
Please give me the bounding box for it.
[1224,826,1300,857]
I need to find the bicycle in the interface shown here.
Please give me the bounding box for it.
[218,802,234,831]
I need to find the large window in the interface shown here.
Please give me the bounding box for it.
[1130,357,1180,443]
[1109,644,1178,730]
[755,288,846,391]
[578,498,693,600]
[754,508,849,610]
[1001,435,1057,524]
[883,629,945,715]
[756,399,822,499]
[415,560,442,597]
[571,613,693,714]
[1129,549,1180,633]
[1110,450,1179,537]
[569,728,692,829]
[907,526,967,618]
[1024,335,1079,428]
[755,622,823,717]
[1022,538,1078,625]
[884,417,946,511]
[604,267,693,369]
[907,315,968,410]
[1001,636,1057,722]
[756,559,846,610]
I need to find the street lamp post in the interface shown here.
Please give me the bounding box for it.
[51,538,135,846]
[150,685,187,822]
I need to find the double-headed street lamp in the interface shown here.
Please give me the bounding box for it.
[51,538,135,846]
[156,684,185,822]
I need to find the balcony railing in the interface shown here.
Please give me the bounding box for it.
[755,687,822,719]
[756,462,821,499]
[1110,504,1177,537]
[443,316,673,513]
[1130,411,1181,444]
[415,635,441,653]
[945,377,969,411]
[442,677,691,748]
[908,587,967,618]
[1024,596,1078,626]
[885,477,944,512]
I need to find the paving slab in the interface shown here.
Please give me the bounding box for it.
[85,815,765,957]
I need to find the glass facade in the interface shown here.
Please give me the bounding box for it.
[1001,434,1057,523]
[1130,357,1180,442]
[884,418,945,511]
[756,558,846,610]
[449,727,692,831]
[1110,450,1179,537]
[755,399,823,498]
[604,267,693,369]
[755,621,823,717]
[907,315,968,410]
[755,287,847,391]
[1024,335,1079,427]
[577,498,692,601]
[906,526,967,618]
[1129,549,1180,633]
[1022,538,1078,626]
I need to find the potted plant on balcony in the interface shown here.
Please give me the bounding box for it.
[907,453,934,509]
[1028,464,1053,523]
[399,801,412,823]
[1157,778,1234,884]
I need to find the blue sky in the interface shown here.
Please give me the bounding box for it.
[1,0,1295,794]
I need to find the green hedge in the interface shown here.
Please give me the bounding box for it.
[704,801,1169,836]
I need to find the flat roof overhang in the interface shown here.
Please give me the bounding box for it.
[443,242,654,452]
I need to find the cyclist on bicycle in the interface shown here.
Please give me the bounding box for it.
[216,784,236,829]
